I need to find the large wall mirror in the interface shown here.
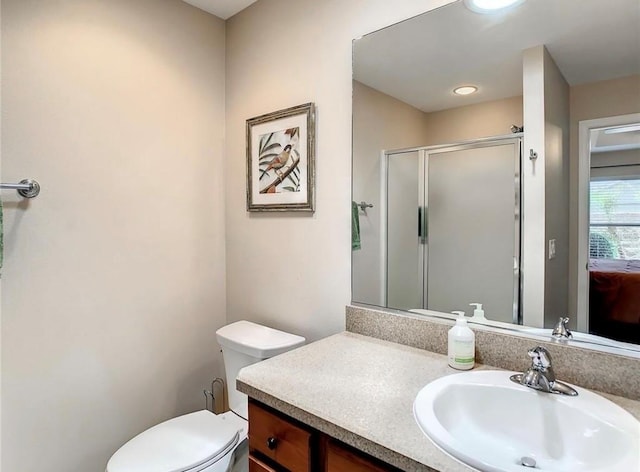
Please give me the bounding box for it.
[351,0,640,351]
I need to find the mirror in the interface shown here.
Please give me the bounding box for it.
[352,0,640,350]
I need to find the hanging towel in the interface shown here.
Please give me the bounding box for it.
[352,201,361,251]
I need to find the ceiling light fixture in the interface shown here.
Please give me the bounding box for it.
[464,0,525,14]
[453,86,478,96]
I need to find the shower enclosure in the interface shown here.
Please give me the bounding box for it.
[383,136,522,323]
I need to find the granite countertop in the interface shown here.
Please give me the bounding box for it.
[236,331,640,472]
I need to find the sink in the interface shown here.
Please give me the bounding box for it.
[413,371,639,472]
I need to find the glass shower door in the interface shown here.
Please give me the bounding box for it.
[426,140,520,322]
[384,138,521,321]
[386,150,424,310]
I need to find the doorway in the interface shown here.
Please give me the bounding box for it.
[578,114,640,343]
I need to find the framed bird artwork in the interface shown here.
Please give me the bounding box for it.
[246,102,315,212]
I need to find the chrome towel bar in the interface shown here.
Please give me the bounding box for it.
[0,179,41,198]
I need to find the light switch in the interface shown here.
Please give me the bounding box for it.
[549,239,556,259]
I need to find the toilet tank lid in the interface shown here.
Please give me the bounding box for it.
[216,321,305,359]
[106,411,240,472]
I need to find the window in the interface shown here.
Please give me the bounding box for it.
[589,179,640,260]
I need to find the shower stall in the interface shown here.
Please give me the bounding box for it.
[383,136,522,323]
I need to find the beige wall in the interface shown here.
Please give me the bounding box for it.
[423,96,523,145]
[568,75,640,319]
[1,1,226,471]
[225,0,452,341]
[352,80,430,305]
[591,149,640,179]
[0,2,3,462]
[542,47,570,327]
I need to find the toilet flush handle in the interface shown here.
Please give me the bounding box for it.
[267,436,278,450]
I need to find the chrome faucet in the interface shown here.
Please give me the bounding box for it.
[551,317,572,340]
[510,346,578,396]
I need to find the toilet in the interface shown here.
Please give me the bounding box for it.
[106,321,305,472]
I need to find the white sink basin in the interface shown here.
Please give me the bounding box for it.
[414,371,640,472]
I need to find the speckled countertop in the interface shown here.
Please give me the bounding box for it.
[236,332,640,472]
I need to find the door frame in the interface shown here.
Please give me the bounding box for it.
[381,148,425,309]
[576,113,640,332]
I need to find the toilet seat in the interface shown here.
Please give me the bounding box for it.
[106,410,244,472]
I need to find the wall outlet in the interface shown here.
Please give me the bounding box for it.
[549,239,556,259]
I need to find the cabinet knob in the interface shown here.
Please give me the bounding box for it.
[266,436,278,450]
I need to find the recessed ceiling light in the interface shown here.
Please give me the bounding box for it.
[464,0,525,14]
[453,86,478,96]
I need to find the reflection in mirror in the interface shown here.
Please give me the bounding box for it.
[351,0,640,349]
[385,138,521,324]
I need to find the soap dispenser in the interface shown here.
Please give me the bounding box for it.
[448,311,475,370]
[470,303,486,321]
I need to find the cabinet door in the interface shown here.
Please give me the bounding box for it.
[249,455,277,472]
[325,440,398,472]
[249,401,311,471]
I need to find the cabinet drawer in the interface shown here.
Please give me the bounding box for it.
[325,439,399,472]
[249,454,277,472]
[249,402,311,471]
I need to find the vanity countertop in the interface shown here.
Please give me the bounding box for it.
[236,331,640,472]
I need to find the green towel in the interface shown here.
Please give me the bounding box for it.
[352,201,361,251]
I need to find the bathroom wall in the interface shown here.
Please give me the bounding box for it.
[422,96,523,145]
[1,1,226,471]
[568,74,640,318]
[542,47,570,328]
[522,45,548,327]
[0,3,3,463]
[591,149,640,178]
[520,45,572,330]
[591,149,640,168]
[224,0,452,341]
[352,80,430,306]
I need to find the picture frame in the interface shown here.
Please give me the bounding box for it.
[246,102,316,212]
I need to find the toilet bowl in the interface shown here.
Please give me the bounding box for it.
[106,321,305,472]
[106,410,248,472]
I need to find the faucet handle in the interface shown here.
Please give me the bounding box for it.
[511,345,575,396]
[552,317,572,339]
[527,346,552,371]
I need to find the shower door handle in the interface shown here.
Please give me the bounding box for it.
[418,206,427,244]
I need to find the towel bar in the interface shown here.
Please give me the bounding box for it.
[0,179,41,198]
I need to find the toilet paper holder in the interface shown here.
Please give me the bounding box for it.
[203,377,225,414]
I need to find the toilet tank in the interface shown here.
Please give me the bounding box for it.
[216,321,305,419]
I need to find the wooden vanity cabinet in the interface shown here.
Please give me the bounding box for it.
[323,439,398,472]
[249,455,278,472]
[248,400,402,472]
[248,401,312,470]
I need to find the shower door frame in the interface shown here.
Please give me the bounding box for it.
[382,134,523,323]
[380,148,427,309]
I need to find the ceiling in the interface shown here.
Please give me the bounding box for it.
[182,0,258,19]
[353,0,640,113]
